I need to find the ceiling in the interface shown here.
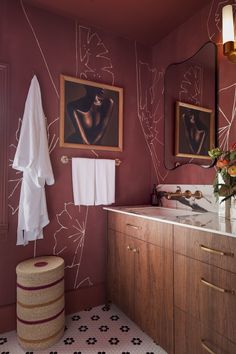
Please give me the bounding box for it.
[24,0,210,46]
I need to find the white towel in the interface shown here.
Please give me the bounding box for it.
[13,75,54,245]
[95,159,115,205]
[72,158,95,206]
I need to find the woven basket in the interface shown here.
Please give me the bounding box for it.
[16,256,65,350]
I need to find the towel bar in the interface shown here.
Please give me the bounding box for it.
[60,155,121,166]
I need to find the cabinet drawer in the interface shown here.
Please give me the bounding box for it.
[175,307,236,354]
[108,212,173,249]
[174,225,236,273]
[174,253,236,343]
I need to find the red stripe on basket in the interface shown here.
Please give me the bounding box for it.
[17,276,64,291]
[17,307,64,325]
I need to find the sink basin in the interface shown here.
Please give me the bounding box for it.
[123,206,201,218]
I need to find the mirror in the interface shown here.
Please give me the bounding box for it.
[164,41,217,170]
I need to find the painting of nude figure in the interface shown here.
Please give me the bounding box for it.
[175,101,214,159]
[60,75,123,151]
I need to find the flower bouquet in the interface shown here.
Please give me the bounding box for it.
[208,143,236,204]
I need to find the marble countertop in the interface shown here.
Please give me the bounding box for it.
[104,205,236,238]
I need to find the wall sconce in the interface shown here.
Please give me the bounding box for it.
[222,4,236,62]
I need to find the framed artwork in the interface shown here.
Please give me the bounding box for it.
[60,75,123,151]
[175,101,214,159]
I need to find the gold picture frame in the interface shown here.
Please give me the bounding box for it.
[60,75,123,151]
[175,101,214,159]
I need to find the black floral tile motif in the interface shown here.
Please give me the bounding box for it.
[1,304,166,354]
[78,325,88,332]
[0,338,7,345]
[99,325,109,332]
[120,325,130,332]
[64,337,75,345]
[131,337,143,345]
[101,305,110,311]
[84,307,92,311]
[86,337,97,345]
[108,337,120,345]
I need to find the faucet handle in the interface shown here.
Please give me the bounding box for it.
[193,190,203,199]
[184,190,192,199]
[176,186,182,192]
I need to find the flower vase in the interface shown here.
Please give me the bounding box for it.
[217,173,231,219]
[218,197,231,219]
[231,198,236,220]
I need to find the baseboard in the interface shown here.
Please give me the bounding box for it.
[65,282,106,315]
[0,282,105,334]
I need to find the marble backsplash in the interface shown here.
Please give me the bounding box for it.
[157,184,218,213]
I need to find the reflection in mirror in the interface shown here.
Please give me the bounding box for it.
[164,41,217,170]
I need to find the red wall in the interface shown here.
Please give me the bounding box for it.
[1,0,236,333]
[0,0,151,331]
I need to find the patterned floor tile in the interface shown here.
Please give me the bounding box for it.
[0,304,167,354]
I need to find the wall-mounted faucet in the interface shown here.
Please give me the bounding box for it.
[156,186,203,206]
[155,186,206,212]
[165,186,203,200]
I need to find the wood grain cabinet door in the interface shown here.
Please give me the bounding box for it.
[107,229,135,320]
[174,253,236,344]
[175,307,236,354]
[134,239,174,354]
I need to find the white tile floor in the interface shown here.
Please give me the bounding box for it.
[0,304,167,354]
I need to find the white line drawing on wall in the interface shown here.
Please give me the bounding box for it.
[77,25,115,85]
[47,117,59,153]
[178,64,204,165]
[135,42,169,183]
[179,65,203,105]
[53,202,93,289]
[20,0,59,98]
[218,83,236,151]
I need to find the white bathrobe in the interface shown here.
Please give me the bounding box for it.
[13,75,54,245]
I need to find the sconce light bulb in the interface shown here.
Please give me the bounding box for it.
[222,4,235,44]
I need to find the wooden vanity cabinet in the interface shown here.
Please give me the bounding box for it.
[174,225,236,354]
[107,212,174,354]
[107,211,236,354]
[175,307,236,354]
